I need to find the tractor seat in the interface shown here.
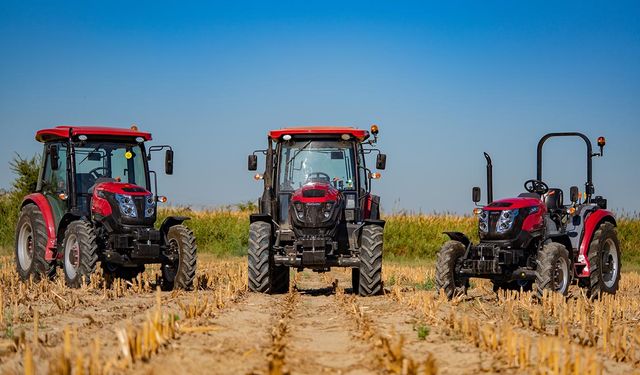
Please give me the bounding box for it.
[544,188,564,210]
[518,192,540,199]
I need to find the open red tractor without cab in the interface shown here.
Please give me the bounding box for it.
[436,132,620,299]
[247,125,387,296]
[15,126,196,289]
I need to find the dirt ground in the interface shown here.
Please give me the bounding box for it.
[0,254,639,374]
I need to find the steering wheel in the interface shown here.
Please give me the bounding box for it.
[306,172,331,183]
[88,167,109,180]
[524,179,549,195]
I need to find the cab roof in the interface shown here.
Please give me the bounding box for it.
[268,127,369,141]
[35,126,152,143]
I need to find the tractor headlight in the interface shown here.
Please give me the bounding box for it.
[294,202,304,220]
[478,210,489,233]
[144,195,155,218]
[497,209,519,233]
[115,194,138,218]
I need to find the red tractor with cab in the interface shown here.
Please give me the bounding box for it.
[436,132,620,299]
[15,126,196,289]
[247,125,387,296]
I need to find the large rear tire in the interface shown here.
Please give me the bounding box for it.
[586,222,621,299]
[161,225,197,291]
[435,241,468,299]
[15,204,55,281]
[62,220,98,288]
[535,242,571,299]
[358,225,383,296]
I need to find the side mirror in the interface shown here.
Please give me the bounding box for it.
[570,186,579,203]
[50,145,59,171]
[165,149,174,175]
[472,186,481,203]
[376,154,387,170]
[248,155,258,171]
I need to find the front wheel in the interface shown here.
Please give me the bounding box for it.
[535,242,571,299]
[62,221,98,288]
[161,225,197,291]
[586,222,621,299]
[435,241,469,299]
[358,225,383,296]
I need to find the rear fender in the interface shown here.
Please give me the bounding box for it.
[443,232,471,248]
[21,194,57,261]
[159,216,191,237]
[578,209,616,277]
[249,213,272,224]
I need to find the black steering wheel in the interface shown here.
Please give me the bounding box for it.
[306,172,331,183]
[524,179,549,195]
[88,167,109,180]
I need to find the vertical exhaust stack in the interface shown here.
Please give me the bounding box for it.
[484,152,493,204]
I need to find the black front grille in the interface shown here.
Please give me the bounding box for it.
[301,203,325,226]
[133,196,146,219]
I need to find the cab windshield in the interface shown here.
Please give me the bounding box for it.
[75,142,148,193]
[278,140,356,191]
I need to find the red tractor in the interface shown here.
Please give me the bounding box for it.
[247,126,387,296]
[15,126,197,289]
[436,132,620,299]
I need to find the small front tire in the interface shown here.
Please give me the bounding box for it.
[161,225,197,291]
[358,225,383,297]
[435,241,469,299]
[62,220,98,288]
[535,242,571,299]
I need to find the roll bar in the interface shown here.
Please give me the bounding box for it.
[536,132,603,203]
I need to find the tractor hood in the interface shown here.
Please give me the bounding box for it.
[291,182,341,204]
[91,181,156,226]
[483,197,543,211]
[289,182,343,232]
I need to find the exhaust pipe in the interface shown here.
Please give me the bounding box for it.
[484,152,493,204]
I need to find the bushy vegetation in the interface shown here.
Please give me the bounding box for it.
[0,154,40,248]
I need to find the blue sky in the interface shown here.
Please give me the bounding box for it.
[1,1,639,214]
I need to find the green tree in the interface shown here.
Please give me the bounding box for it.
[9,153,40,198]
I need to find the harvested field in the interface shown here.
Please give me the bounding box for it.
[0,255,639,374]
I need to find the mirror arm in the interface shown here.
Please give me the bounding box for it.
[147,145,173,160]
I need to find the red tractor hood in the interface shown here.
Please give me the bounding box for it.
[291,182,341,204]
[94,181,152,196]
[484,197,543,211]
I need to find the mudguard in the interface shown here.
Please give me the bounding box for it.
[159,216,191,236]
[363,219,385,228]
[443,231,471,248]
[578,209,616,277]
[21,193,57,261]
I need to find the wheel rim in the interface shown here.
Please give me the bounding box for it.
[64,233,80,279]
[552,257,569,292]
[163,238,179,283]
[601,238,619,288]
[17,222,34,271]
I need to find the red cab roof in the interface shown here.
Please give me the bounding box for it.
[269,126,369,141]
[35,126,152,143]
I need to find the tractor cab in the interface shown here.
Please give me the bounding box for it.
[247,125,388,296]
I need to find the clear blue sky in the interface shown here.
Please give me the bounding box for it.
[1,1,639,214]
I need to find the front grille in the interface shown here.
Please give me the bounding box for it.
[301,203,325,226]
[133,196,146,219]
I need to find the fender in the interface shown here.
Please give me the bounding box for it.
[363,218,385,228]
[159,216,191,236]
[578,209,616,277]
[21,193,57,261]
[249,213,272,224]
[443,231,471,248]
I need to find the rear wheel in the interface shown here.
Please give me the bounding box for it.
[15,204,55,281]
[161,225,197,291]
[435,241,469,299]
[586,222,621,299]
[535,242,571,299]
[62,220,98,288]
[358,225,383,296]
